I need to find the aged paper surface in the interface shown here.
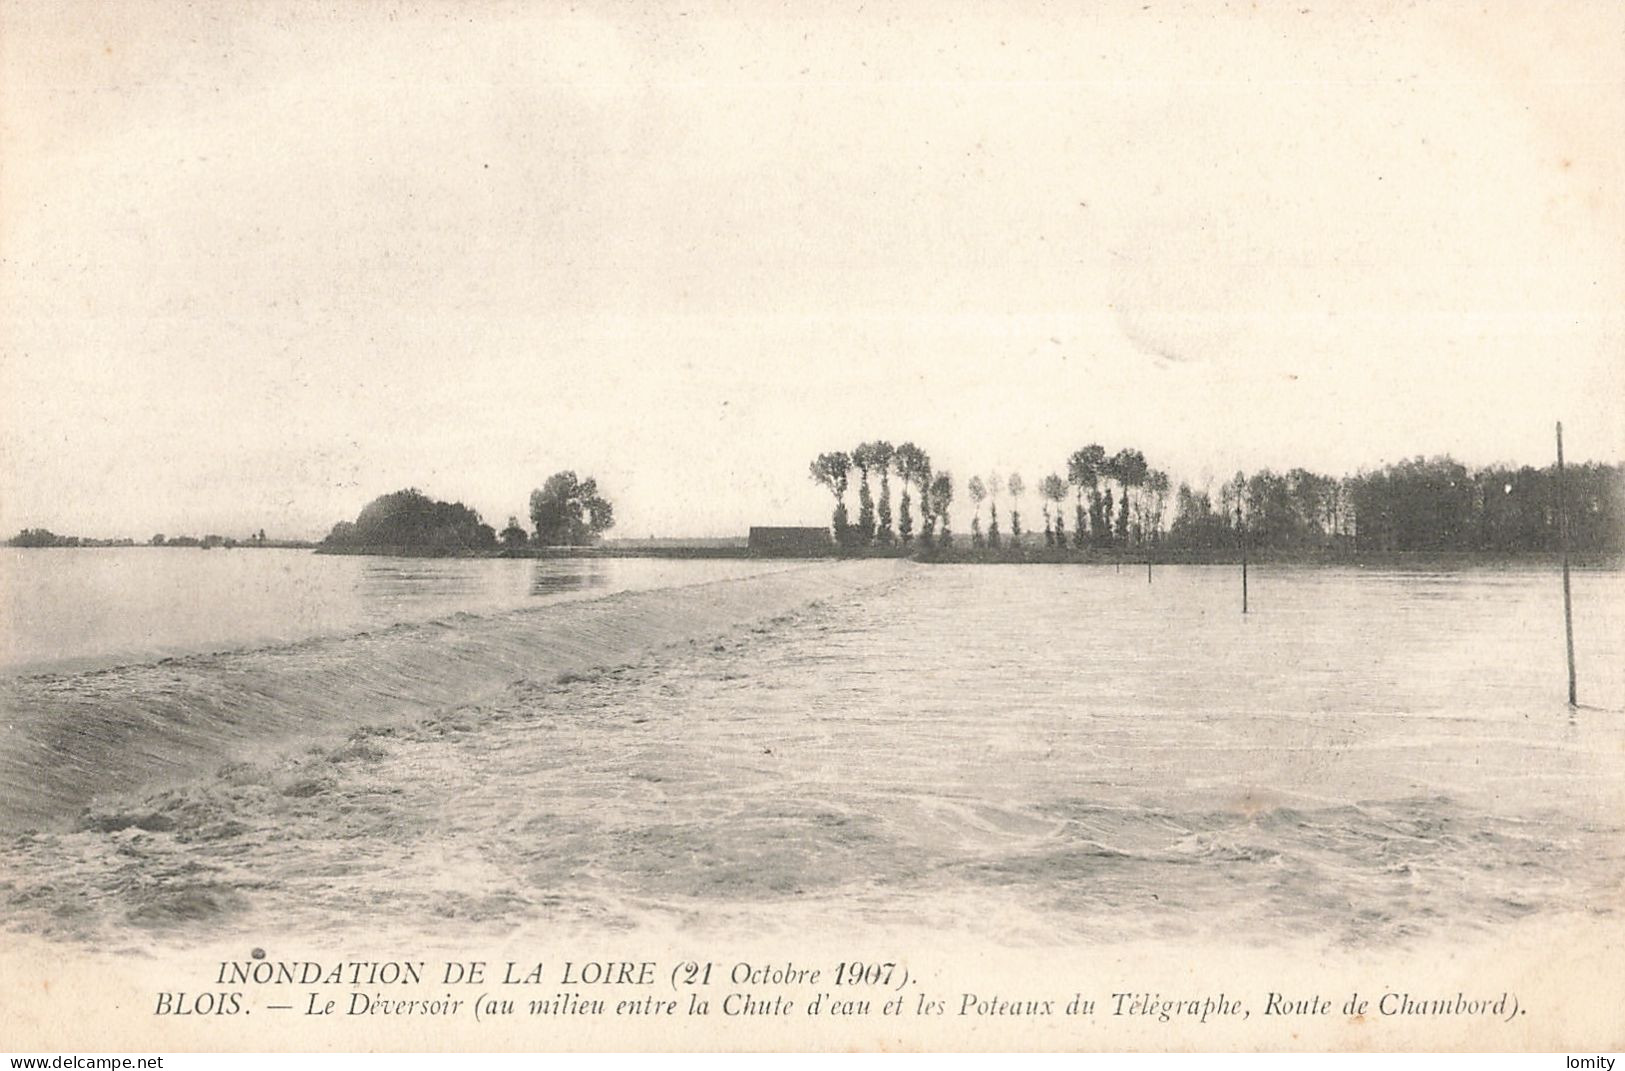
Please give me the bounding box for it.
[2,0,1623,1054]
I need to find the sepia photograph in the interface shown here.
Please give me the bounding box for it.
[2,0,1622,1056]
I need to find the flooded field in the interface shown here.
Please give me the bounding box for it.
[2,561,1621,952]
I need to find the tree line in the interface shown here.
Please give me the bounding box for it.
[809,442,952,548]
[808,441,1176,551]
[7,529,139,548]
[6,529,289,549]
[321,472,615,552]
[1169,457,1623,554]
[809,445,1624,555]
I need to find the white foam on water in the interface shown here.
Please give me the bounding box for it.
[2,562,1621,952]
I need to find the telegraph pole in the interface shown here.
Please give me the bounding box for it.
[1238,504,1248,615]
[1556,422,1576,707]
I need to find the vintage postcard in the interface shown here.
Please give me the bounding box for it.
[2,0,1622,1054]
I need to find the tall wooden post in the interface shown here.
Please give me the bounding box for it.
[1238,504,1248,614]
[1557,421,1576,707]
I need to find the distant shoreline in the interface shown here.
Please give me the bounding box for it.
[308,542,1623,569]
[10,540,1620,569]
[313,543,756,559]
[3,540,317,550]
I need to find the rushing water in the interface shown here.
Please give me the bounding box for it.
[0,547,788,675]
[1,559,1621,951]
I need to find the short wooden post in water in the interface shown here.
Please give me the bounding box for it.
[1557,421,1577,707]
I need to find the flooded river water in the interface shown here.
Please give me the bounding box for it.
[2,560,1621,953]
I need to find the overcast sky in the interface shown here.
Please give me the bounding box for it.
[3,1,1621,539]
